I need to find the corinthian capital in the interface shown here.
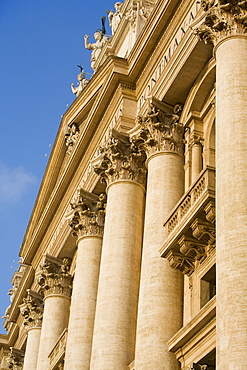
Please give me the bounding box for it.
[93,128,147,186]
[67,189,106,238]
[7,348,24,370]
[196,0,247,45]
[19,290,44,330]
[37,255,72,298]
[129,99,185,157]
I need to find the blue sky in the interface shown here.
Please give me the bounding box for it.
[0,0,115,333]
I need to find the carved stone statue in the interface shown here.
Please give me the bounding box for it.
[71,67,89,97]
[108,2,123,34]
[84,31,108,71]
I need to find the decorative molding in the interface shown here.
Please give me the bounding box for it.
[196,0,247,45]
[191,218,215,247]
[166,214,215,276]
[7,348,24,370]
[19,290,44,330]
[37,255,72,299]
[120,82,136,91]
[129,98,185,157]
[66,189,106,239]
[93,128,147,186]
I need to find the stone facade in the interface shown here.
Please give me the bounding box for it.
[1,0,247,369]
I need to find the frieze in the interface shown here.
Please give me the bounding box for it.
[138,0,201,110]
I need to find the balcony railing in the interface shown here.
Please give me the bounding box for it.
[48,328,67,370]
[160,166,215,276]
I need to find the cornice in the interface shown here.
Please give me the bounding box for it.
[20,57,133,263]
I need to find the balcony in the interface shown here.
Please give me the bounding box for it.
[160,166,215,276]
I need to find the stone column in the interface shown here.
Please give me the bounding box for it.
[197,3,247,368]
[130,99,185,369]
[189,133,203,183]
[19,290,44,370]
[36,255,72,370]
[90,129,146,369]
[64,190,106,370]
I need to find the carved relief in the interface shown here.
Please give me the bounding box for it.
[19,290,44,330]
[37,255,72,298]
[64,122,80,155]
[126,0,156,29]
[93,128,147,186]
[166,250,195,276]
[130,99,185,157]
[67,189,106,238]
[196,0,247,45]
[7,348,24,370]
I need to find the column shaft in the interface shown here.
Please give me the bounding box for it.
[64,236,102,370]
[23,328,41,370]
[216,36,247,368]
[135,152,184,370]
[191,143,202,182]
[90,180,145,369]
[36,295,70,370]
